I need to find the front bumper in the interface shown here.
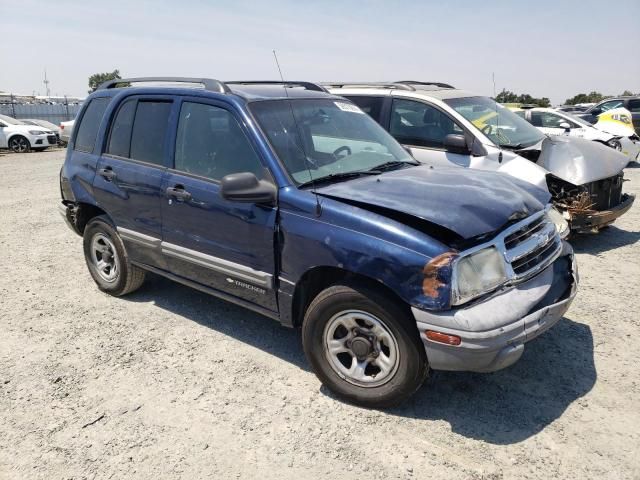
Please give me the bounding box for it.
[569,193,635,233]
[412,242,578,373]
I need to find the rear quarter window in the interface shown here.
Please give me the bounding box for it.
[74,97,110,153]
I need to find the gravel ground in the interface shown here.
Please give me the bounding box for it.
[0,148,639,480]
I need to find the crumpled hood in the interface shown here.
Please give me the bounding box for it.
[537,135,629,185]
[317,165,550,239]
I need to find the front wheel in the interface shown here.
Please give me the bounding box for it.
[302,284,428,408]
[83,216,146,296]
[9,136,31,153]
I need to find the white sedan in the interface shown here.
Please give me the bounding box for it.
[0,114,57,153]
[514,107,640,162]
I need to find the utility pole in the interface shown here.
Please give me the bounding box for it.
[10,93,16,118]
[43,69,50,99]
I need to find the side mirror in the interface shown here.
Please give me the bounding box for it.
[220,172,276,205]
[559,122,571,132]
[443,134,469,154]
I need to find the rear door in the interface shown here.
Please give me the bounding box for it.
[160,98,278,311]
[92,95,174,269]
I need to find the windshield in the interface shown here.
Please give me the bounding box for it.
[250,99,414,186]
[444,96,544,148]
[0,114,26,125]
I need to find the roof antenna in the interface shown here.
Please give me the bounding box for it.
[272,49,322,216]
[492,72,503,164]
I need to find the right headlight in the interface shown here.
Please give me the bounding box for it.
[546,207,570,239]
[451,247,507,306]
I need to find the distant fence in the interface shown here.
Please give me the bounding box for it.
[0,102,83,126]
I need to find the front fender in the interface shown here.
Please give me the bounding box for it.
[278,193,454,314]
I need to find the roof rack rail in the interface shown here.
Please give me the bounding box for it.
[321,82,415,91]
[226,81,328,93]
[97,77,231,94]
[394,81,455,89]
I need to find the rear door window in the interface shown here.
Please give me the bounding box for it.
[344,96,385,124]
[106,100,136,157]
[74,97,110,153]
[129,101,172,165]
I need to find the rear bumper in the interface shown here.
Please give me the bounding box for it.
[412,243,578,373]
[570,193,635,233]
[58,201,81,235]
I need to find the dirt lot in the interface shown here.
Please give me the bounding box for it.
[0,148,638,480]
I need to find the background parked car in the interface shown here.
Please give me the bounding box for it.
[556,105,589,113]
[513,107,640,162]
[59,119,75,145]
[20,119,61,144]
[327,81,634,233]
[576,97,640,135]
[0,113,58,153]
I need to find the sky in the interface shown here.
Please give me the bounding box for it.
[1,0,639,105]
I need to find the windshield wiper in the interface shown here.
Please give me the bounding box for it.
[297,170,380,189]
[500,143,524,150]
[368,160,419,172]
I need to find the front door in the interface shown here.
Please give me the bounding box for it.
[92,96,174,268]
[160,99,278,311]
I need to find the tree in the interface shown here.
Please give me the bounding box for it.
[621,90,635,96]
[88,69,123,93]
[495,89,550,107]
[564,91,608,105]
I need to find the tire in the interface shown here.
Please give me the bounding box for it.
[8,136,31,153]
[302,283,428,408]
[82,216,146,296]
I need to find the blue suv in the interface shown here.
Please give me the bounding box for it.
[59,78,578,407]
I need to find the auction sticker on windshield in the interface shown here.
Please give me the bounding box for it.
[334,102,364,114]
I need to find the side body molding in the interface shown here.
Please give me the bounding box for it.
[117,227,273,290]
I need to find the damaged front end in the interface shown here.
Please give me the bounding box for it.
[547,173,635,233]
[534,136,635,233]
[413,210,578,373]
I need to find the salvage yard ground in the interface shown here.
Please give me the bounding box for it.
[1,149,639,480]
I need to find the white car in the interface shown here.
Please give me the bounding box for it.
[59,119,75,144]
[326,81,634,233]
[513,107,640,162]
[0,114,58,153]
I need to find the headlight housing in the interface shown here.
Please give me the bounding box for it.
[451,247,507,305]
[546,207,570,239]
[607,138,622,151]
[28,130,46,135]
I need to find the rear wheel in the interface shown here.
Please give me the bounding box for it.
[302,284,428,408]
[9,136,30,153]
[83,216,146,296]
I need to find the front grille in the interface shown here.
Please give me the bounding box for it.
[583,174,623,211]
[502,213,561,280]
[47,135,57,145]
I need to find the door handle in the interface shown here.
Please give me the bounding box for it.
[166,185,192,202]
[98,167,116,181]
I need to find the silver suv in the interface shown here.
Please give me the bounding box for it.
[327,81,634,234]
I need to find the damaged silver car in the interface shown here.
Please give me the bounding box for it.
[327,81,635,233]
